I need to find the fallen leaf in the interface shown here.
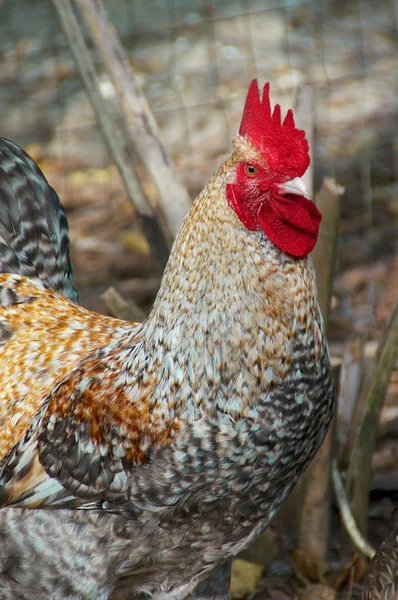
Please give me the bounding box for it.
[230,558,263,599]
[120,231,151,256]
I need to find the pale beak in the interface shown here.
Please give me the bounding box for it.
[277,177,309,198]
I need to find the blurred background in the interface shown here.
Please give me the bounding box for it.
[0,0,397,595]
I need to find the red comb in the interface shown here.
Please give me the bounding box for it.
[239,80,310,179]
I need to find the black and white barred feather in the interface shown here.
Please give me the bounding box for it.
[0,138,78,302]
[0,140,113,599]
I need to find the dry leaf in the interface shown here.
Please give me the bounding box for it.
[230,558,263,599]
[120,231,151,256]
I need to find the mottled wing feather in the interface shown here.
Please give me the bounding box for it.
[0,274,133,485]
[0,341,184,509]
[0,138,78,301]
[0,438,67,509]
[0,142,161,511]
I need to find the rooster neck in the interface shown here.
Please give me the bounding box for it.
[138,155,321,420]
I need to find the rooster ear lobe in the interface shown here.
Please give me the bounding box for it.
[239,79,261,136]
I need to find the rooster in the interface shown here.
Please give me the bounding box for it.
[0,81,334,600]
[362,529,398,599]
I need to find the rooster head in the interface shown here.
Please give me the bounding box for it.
[226,80,321,259]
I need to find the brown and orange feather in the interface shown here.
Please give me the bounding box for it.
[44,350,184,464]
[0,273,131,462]
[0,274,185,509]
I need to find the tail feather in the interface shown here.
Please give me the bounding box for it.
[0,138,78,302]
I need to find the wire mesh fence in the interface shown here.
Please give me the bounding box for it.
[0,0,397,321]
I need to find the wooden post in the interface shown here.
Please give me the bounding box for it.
[74,0,192,239]
[51,0,175,268]
[296,173,344,559]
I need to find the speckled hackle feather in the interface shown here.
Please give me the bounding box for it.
[0,81,334,600]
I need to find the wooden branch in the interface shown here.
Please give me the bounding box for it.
[331,459,375,559]
[51,0,170,269]
[296,177,344,560]
[346,300,398,535]
[118,277,161,303]
[311,177,345,331]
[74,0,192,239]
[101,286,146,322]
[337,333,366,463]
[296,425,335,560]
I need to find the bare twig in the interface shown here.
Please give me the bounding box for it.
[346,300,398,535]
[74,0,192,239]
[101,286,146,322]
[296,426,335,560]
[297,177,344,560]
[311,177,345,331]
[331,459,375,559]
[51,0,170,269]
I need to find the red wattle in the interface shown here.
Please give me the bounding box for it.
[257,195,321,258]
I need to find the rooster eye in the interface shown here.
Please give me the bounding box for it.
[244,164,258,177]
